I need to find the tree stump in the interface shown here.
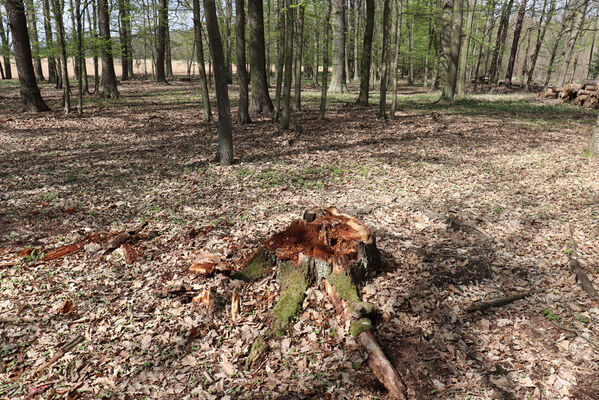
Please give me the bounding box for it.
[236,207,406,399]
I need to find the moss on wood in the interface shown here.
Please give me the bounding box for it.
[232,253,272,282]
[245,335,267,369]
[271,262,311,335]
[350,318,373,337]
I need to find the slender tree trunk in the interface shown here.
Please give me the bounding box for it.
[544,26,564,88]
[320,0,331,120]
[248,0,274,114]
[52,0,70,112]
[156,0,167,81]
[587,14,598,79]
[41,0,56,83]
[89,2,100,93]
[313,23,319,86]
[235,0,250,123]
[193,0,212,121]
[477,0,497,88]
[0,5,13,79]
[329,0,348,92]
[505,0,527,86]
[273,0,285,122]
[390,0,401,117]
[98,0,119,97]
[74,0,84,113]
[352,0,361,81]
[24,0,44,81]
[378,0,391,118]
[489,0,514,84]
[293,4,304,111]
[526,0,554,89]
[558,0,589,86]
[203,0,234,165]
[5,0,49,110]
[119,0,130,80]
[520,0,535,86]
[266,0,271,78]
[166,29,174,77]
[456,0,475,97]
[355,0,374,104]
[406,0,413,85]
[280,0,294,130]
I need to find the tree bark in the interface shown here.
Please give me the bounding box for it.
[280,0,294,130]
[293,4,304,111]
[329,0,348,93]
[52,0,70,113]
[74,0,84,114]
[6,0,49,111]
[0,5,13,79]
[156,0,168,82]
[489,0,514,85]
[378,0,391,118]
[504,0,527,86]
[24,0,44,81]
[273,0,285,122]
[319,0,331,120]
[203,0,234,165]
[98,0,119,97]
[235,0,250,123]
[390,0,401,118]
[119,0,132,80]
[526,0,554,89]
[442,0,463,101]
[41,0,56,83]
[557,0,589,86]
[192,0,212,122]
[355,0,374,104]
[248,0,274,114]
[456,0,476,97]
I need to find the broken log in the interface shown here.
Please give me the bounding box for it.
[239,208,405,399]
[466,290,537,313]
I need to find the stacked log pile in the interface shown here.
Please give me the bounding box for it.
[539,80,599,109]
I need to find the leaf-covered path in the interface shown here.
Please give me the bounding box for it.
[1,81,598,399]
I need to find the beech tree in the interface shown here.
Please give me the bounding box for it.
[248,0,274,114]
[329,0,348,93]
[156,0,168,82]
[0,5,12,79]
[98,0,119,97]
[5,0,49,111]
[235,0,250,123]
[355,0,374,104]
[203,0,233,165]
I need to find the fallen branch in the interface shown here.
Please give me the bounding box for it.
[32,334,84,376]
[466,290,537,313]
[102,221,148,256]
[567,225,598,299]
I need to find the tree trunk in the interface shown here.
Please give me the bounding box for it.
[192,0,212,122]
[526,0,554,89]
[355,0,374,104]
[377,0,391,118]
[329,0,348,93]
[166,29,174,78]
[203,0,234,165]
[88,2,99,93]
[273,0,285,122]
[248,0,274,114]
[489,0,514,85]
[519,0,535,86]
[156,0,167,82]
[0,5,13,79]
[74,0,84,114]
[320,0,331,120]
[312,22,319,86]
[456,0,475,97]
[235,0,250,123]
[293,4,304,111]
[280,0,294,130]
[442,0,463,101]
[119,0,130,80]
[24,0,44,81]
[98,0,119,97]
[504,0,527,86]
[41,0,56,83]
[587,14,598,80]
[6,0,49,111]
[544,26,564,88]
[557,0,589,86]
[52,0,70,113]
[390,0,401,118]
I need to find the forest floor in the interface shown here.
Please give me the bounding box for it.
[1,79,599,400]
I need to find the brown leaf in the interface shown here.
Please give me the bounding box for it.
[58,300,74,315]
[121,243,138,264]
[189,262,216,275]
[192,289,214,308]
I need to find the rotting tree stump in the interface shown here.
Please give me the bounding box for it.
[234,207,407,399]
